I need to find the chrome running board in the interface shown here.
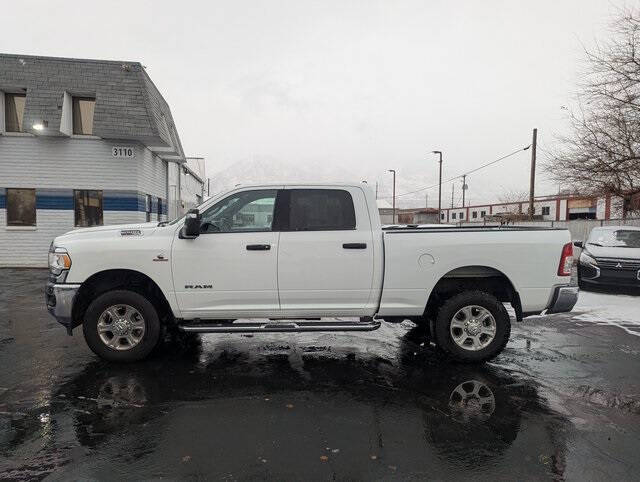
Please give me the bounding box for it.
[178,319,381,333]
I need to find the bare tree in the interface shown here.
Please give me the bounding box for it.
[548,7,640,208]
[498,190,529,204]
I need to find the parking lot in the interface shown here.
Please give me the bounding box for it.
[1,268,639,480]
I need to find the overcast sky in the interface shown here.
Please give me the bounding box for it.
[3,0,628,206]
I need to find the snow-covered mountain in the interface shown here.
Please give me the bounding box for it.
[208,158,361,195]
[208,158,439,209]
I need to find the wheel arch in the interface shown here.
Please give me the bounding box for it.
[71,269,174,330]
[424,265,522,325]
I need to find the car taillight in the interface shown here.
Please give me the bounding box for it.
[558,242,573,276]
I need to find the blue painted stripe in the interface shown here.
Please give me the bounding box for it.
[103,197,145,212]
[0,188,166,213]
[36,195,74,210]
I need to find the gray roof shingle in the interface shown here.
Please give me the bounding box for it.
[0,53,185,159]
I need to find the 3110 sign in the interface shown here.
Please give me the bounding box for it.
[112,146,135,158]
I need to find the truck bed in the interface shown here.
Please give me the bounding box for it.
[383,224,565,232]
[378,225,572,317]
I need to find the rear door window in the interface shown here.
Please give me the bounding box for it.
[285,189,356,231]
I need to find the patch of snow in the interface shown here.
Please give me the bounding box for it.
[573,291,640,337]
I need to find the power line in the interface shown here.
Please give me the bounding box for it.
[380,144,531,200]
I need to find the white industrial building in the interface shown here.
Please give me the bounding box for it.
[440,193,626,223]
[0,53,205,267]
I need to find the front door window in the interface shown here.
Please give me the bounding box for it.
[199,190,277,233]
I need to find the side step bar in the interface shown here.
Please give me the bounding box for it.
[178,319,381,334]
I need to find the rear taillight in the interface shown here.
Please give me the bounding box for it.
[558,242,573,276]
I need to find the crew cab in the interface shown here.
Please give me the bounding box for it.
[46,183,578,363]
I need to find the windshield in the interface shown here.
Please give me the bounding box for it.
[587,228,640,248]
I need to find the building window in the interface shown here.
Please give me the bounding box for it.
[74,190,103,227]
[72,97,96,135]
[4,93,26,132]
[157,198,162,221]
[6,188,36,226]
[542,206,550,216]
[472,211,478,219]
[146,194,152,222]
[481,210,486,217]
[440,213,445,220]
[459,212,464,220]
[452,213,456,219]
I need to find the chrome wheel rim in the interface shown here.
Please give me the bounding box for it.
[97,304,146,351]
[449,305,496,351]
[449,380,496,422]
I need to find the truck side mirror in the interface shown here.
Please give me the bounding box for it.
[573,240,583,249]
[181,209,201,239]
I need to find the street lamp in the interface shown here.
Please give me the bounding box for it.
[388,169,396,224]
[432,151,443,223]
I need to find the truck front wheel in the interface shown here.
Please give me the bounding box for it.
[434,290,511,363]
[83,290,162,362]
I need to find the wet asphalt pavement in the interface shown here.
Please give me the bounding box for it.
[1,269,640,481]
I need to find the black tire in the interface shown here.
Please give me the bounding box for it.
[434,290,511,363]
[83,290,162,362]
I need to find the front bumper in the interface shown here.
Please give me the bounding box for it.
[579,263,640,287]
[546,285,579,314]
[45,281,81,332]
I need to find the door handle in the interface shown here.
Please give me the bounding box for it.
[343,243,367,249]
[246,244,271,251]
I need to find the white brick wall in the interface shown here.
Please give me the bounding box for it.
[137,147,167,199]
[0,136,171,267]
[0,136,139,190]
[558,199,568,220]
[0,209,72,267]
[103,211,147,225]
[0,209,149,267]
[467,206,491,222]
[167,161,180,220]
[534,201,556,220]
[596,198,606,219]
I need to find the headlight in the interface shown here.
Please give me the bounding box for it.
[579,251,597,266]
[49,248,72,275]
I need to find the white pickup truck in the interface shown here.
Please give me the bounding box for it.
[46,183,578,363]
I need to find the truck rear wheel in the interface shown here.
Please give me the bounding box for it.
[434,290,510,363]
[83,290,161,362]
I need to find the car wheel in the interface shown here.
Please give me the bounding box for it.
[434,290,511,363]
[83,290,162,362]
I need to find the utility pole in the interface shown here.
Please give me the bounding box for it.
[388,169,396,224]
[375,181,379,200]
[461,174,467,207]
[529,128,537,219]
[425,193,428,208]
[451,183,455,208]
[432,151,443,223]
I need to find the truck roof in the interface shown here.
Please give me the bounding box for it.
[224,182,372,189]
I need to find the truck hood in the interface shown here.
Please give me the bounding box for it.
[585,244,640,259]
[53,222,164,246]
[65,222,160,235]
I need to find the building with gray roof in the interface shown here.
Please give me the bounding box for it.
[0,53,205,267]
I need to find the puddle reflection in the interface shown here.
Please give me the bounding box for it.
[2,326,571,479]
